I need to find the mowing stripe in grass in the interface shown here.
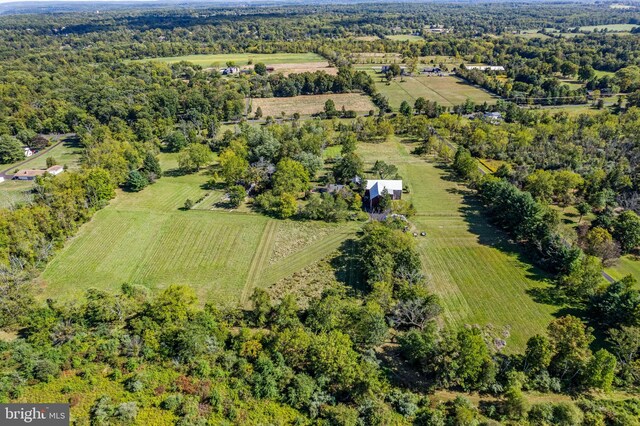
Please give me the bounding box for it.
[241,219,278,306]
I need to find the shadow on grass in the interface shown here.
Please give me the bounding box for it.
[330,238,366,296]
[163,168,188,178]
[434,164,560,305]
[61,134,83,153]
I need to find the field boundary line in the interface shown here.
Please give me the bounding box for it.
[258,225,359,287]
[240,220,277,305]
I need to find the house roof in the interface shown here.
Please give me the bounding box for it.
[366,180,403,199]
[14,169,45,177]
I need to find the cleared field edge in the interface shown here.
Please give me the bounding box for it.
[258,224,360,288]
[131,52,325,66]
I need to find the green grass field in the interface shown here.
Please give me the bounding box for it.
[38,136,557,349]
[136,53,325,67]
[386,34,423,41]
[361,68,498,109]
[38,153,357,306]
[358,139,558,350]
[606,256,640,283]
[578,24,638,32]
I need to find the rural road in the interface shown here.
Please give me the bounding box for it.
[0,134,73,181]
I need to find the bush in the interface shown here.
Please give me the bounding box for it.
[33,359,60,383]
[228,185,246,207]
[126,170,149,192]
[115,402,138,422]
[161,394,184,411]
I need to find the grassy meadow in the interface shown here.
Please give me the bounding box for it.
[386,34,423,41]
[37,134,558,350]
[250,93,374,117]
[358,138,558,350]
[365,70,499,109]
[578,23,638,32]
[37,152,357,307]
[136,52,325,67]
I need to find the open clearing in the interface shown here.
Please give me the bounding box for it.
[37,153,357,306]
[136,53,325,67]
[261,61,337,76]
[250,93,374,117]
[363,69,499,109]
[358,138,557,350]
[386,34,423,41]
[578,23,638,32]
[38,135,556,349]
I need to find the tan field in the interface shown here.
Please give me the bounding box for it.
[247,61,338,76]
[251,93,374,117]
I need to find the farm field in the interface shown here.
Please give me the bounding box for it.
[358,138,558,350]
[363,69,499,109]
[262,61,337,76]
[136,52,325,67]
[578,23,638,32]
[386,34,423,41]
[250,93,374,117]
[38,153,358,306]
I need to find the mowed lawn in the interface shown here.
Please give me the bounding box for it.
[363,69,499,109]
[250,93,374,117]
[359,139,558,350]
[38,153,357,306]
[137,53,325,67]
[606,256,640,284]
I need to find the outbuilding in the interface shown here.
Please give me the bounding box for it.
[365,179,403,210]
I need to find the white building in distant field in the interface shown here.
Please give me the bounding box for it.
[465,65,505,72]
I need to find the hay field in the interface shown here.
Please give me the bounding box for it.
[358,139,557,350]
[250,93,374,117]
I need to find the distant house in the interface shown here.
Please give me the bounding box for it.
[465,65,505,72]
[422,66,442,74]
[221,66,240,75]
[23,146,34,157]
[13,165,64,181]
[47,165,64,175]
[380,65,407,74]
[13,169,45,180]
[365,179,403,210]
[425,25,452,34]
[483,111,503,124]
